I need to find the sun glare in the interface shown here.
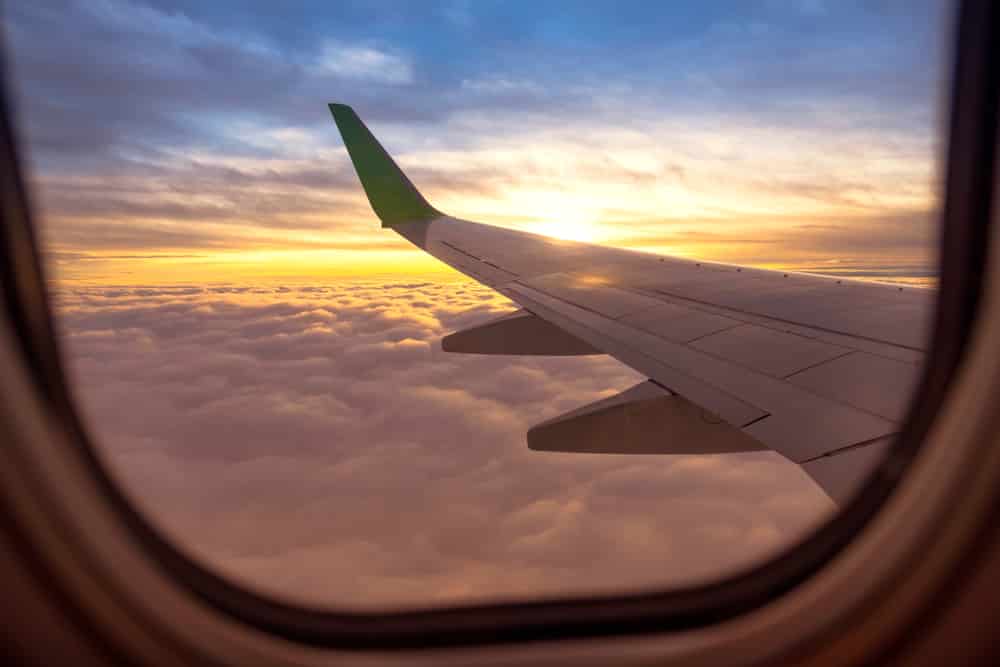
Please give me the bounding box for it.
[532,218,603,243]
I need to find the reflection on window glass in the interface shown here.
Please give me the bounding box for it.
[12,0,946,609]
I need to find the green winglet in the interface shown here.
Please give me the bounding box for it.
[328,103,441,227]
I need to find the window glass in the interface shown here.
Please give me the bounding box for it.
[11,0,947,609]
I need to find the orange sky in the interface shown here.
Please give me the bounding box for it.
[13,0,943,287]
[33,115,941,286]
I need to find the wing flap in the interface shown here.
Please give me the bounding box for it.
[619,303,741,344]
[506,283,769,429]
[529,381,767,455]
[688,324,850,378]
[442,309,601,355]
[787,352,921,421]
[802,438,894,504]
[507,283,898,462]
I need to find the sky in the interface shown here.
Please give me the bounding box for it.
[7,0,949,610]
[9,0,947,283]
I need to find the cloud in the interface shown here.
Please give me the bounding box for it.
[315,41,414,85]
[55,276,833,609]
[460,76,544,97]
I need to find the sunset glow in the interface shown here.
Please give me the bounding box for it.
[10,1,944,288]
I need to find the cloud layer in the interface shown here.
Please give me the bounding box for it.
[56,277,831,609]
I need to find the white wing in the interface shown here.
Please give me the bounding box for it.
[330,104,932,503]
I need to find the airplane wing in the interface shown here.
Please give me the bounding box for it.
[328,103,933,504]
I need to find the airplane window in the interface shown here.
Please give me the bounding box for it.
[8,0,949,611]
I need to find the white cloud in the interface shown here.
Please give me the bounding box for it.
[316,41,414,85]
[460,77,543,96]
